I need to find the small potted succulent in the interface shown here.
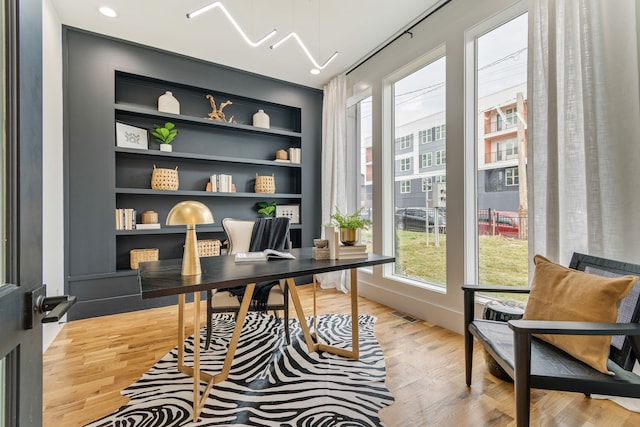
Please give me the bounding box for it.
[256,201,277,217]
[152,122,178,152]
[330,206,372,245]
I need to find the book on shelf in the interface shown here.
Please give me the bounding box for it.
[210,174,234,192]
[234,249,296,263]
[274,158,291,163]
[135,223,161,230]
[288,147,301,164]
[115,208,137,230]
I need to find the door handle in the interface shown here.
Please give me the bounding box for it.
[37,294,77,323]
[25,284,77,329]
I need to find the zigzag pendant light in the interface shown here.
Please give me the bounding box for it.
[186,2,276,47]
[186,1,338,73]
[270,32,338,71]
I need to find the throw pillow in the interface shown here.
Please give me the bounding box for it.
[523,254,638,374]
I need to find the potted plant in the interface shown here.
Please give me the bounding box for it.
[152,122,178,152]
[330,206,372,245]
[256,201,277,217]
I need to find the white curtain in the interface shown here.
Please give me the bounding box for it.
[529,0,640,267]
[317,73,350,292]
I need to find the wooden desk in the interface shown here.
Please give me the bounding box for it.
[138,247,394,421]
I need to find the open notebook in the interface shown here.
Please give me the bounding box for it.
[234,249,296,263]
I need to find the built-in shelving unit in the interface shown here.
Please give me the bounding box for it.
[113,71,304,271]
[64,29,321,320]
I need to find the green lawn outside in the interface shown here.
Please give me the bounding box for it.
[388,230,530,302]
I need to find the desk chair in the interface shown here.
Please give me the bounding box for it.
[205,217,291,349]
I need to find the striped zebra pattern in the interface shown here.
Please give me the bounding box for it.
[87,313,394,426]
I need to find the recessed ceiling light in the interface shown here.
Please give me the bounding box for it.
[99,7,117,18]
[310,69,320,75]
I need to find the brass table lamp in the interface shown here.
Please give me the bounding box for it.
[166,201,214,276]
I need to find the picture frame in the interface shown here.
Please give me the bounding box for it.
[116,122,149,150]
[276,205,300,224]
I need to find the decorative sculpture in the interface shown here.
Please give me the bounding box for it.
[205,94,236,123]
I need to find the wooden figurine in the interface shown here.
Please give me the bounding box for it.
[205,94,236,123]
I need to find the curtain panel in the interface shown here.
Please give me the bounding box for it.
[529,0,640,267]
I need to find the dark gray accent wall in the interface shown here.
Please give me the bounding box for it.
[63,28,323,319]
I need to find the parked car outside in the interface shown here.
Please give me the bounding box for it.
[395,207,446,233]
[477,210,519,238]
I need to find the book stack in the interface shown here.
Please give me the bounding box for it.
[136,223,161,230]
[115,208,136,230]
[337,244,368,259]
[210,174,234,192]
[288,147,301,164]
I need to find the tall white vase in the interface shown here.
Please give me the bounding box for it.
[158,91,180,114]
[253,109,270,129]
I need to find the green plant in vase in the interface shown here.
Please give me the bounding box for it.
[257,201,277,217]
[152,122,178,152]
[330,206,372,245]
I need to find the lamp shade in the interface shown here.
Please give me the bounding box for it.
[166,201,214,225]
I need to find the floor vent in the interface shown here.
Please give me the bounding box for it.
[391,311,419,323]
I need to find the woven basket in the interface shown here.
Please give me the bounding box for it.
[130,248,159,269]
[255,173,275,194]
[198,239,221,257]
[151,165,179,191]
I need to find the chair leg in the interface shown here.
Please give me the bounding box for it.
[205,290,213,350]
[284,282,290,345]
[463,289,475,386]
[513,330,532,427]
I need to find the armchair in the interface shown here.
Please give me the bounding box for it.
[463,252,640,427]
[205,217,291,350]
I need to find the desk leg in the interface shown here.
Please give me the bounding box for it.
[288,269,360,360]
[176,284,256,421]
[287,277,318,352]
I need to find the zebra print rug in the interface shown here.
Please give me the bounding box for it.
[86,313,394,426]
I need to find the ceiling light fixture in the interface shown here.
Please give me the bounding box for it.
[270,32,338,71]
[310,68,320,75]
[99,6,117,18]
[186,2,276,47]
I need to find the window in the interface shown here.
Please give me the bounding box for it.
[418,130,428,144]
[476,12,528,293]
[506,167,518,186]
[393,53,446,288]
[421,152,432,168]
[497,107,518,131]
[400,157,412,172]
[396,134,413,150]
[422,176,431,192]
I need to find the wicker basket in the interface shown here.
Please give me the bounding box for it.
[130,248,159,269]
[151,165,179,191]
[198,239,221,257]
[254,173,275,194]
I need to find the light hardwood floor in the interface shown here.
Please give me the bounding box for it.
[43,285,640,426]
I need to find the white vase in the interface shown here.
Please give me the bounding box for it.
[253,109,270,129]
[158,91,180,114]
[159,144,172,152]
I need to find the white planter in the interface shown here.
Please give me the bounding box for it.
[253,109,270,129]
[158,91,180,114]
[159,144,172,152]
